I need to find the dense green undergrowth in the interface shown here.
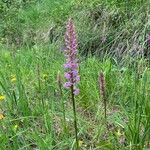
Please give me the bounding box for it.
[0,44,150,149]
[1,0,150,58]
[0,0,150,149]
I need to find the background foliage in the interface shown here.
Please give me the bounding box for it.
[0,0,150,149]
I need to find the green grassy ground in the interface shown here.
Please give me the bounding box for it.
[0,0,150,150]
[0,44,150,149]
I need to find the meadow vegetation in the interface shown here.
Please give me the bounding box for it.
[0,0,150,149]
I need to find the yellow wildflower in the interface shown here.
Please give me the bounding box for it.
[11,77,16,82]
[116,129,122,137]
[13,125,18,132]
[43,74,48,79]
[10,75,16,83]
[0,95,5,101]
[0,113,5,120]
[78,140,83,147]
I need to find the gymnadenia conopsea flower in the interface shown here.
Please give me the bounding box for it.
[63,18,80,149]
[63,18,80,95]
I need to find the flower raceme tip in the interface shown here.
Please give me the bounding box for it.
[63,18,80,95]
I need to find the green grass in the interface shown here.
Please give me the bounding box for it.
[0,43,150,149]
[0,0,150,149]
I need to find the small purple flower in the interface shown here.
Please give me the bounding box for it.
[73,88,80,95]
[75,76,80,82]
[63,82,72,88]
[64,72,71,79]
[72,70,78,77]
[64,63,72,69]
[71,63,78,69]
[64,62,78,69]
[147,35,150,42]
[63,18,80,95]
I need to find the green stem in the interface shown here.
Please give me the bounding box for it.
[71,85,79,150]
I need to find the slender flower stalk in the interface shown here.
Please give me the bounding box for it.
[63,18,80,149]
[99,72,107,127]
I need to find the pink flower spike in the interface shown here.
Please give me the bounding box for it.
[63,18,80,96]
[63,18,80,149]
